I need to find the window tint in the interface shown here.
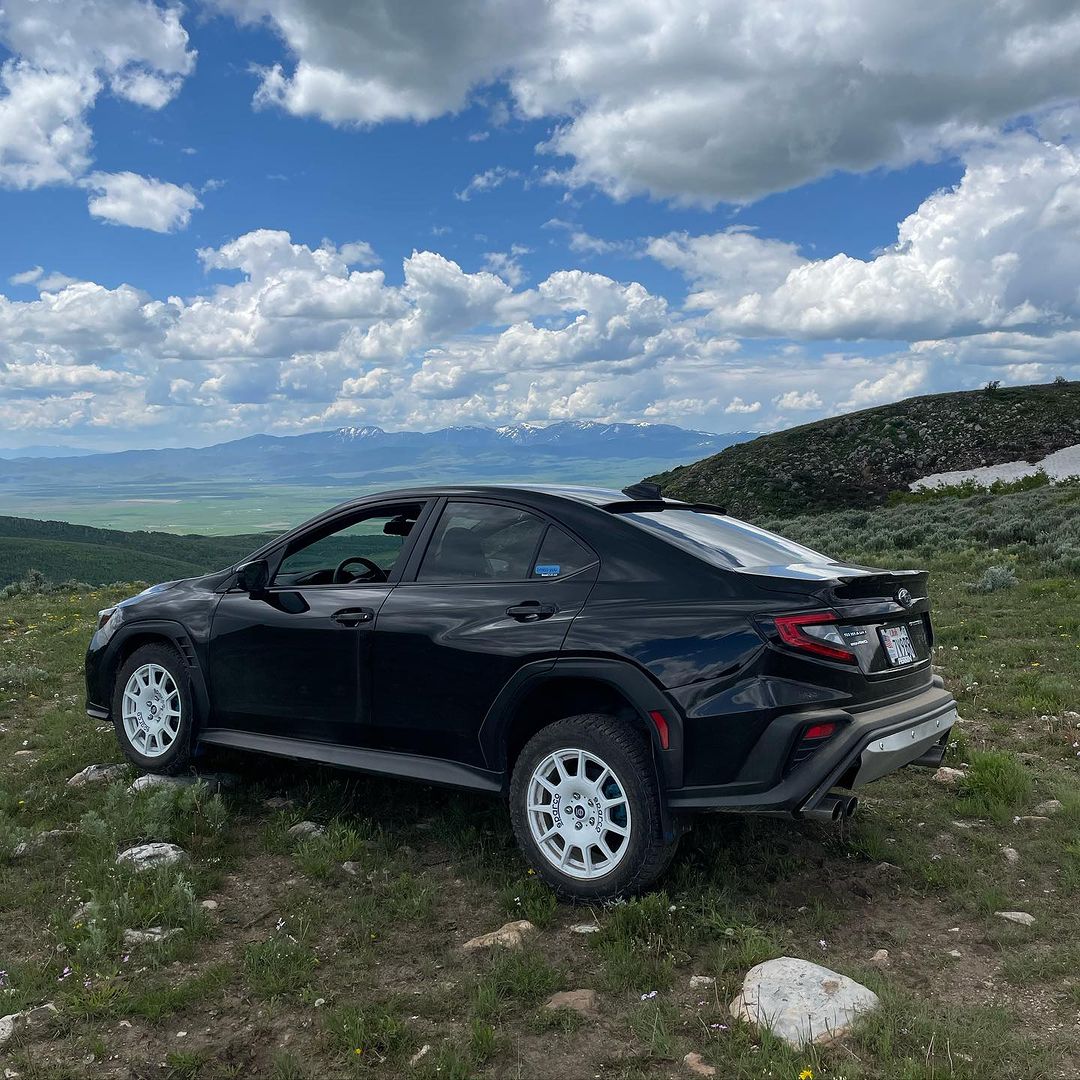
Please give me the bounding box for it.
[621,509,833,569]
[275,504,423,585]
[418,502,546,582]
[532,525,596,578]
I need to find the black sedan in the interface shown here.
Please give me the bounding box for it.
[86,484,956,898]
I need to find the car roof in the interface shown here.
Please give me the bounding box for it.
[341,483,651,508]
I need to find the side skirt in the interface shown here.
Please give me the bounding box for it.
[197,729,503,795]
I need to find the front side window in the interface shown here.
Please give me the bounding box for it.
[417,502,546,582]
[620,509,832,570]
[275,504,424,585]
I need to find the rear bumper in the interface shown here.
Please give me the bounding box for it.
[666,679,956,815]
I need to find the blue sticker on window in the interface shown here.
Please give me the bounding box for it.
[534,564,561,577]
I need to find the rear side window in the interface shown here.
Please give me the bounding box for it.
[620,509,832,569]
[418,502,546,582]
[533,525,596,579]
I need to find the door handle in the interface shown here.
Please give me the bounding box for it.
[331,607,375,626]
[506,601,559,622]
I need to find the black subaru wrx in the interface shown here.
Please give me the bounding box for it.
[86,484,956,898]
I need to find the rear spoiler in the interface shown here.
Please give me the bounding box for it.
[600,499,728,515]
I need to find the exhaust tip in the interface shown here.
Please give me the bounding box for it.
[830,800,844,822]
[845,796,859,819]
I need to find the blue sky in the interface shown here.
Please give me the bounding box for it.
[0,1,1077,450]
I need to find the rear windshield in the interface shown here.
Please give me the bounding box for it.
[620,509,833,569]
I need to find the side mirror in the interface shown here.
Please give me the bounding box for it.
[236,560,269,594]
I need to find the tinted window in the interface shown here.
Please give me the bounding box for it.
[532,525,596,578]
[418,502,546,582]
[621,509,833,569]
[276,504,423,584]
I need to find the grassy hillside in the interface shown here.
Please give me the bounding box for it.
[649,379,1080,518]
[0,516,272,587]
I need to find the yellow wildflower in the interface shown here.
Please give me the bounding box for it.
[799,1071,814,1080]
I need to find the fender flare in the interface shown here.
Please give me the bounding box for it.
[101,619,211,730]
[478,656,684,791]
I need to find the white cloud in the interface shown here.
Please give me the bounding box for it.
[482,251,527,287]
[216,0,1080,204]
[773,390,823,410]
[659,133,1080,341]
[9,266,43,286]
[0,0,196,220]
[724,397,761,414]
[455,165,519,201]
[83,171,202,232]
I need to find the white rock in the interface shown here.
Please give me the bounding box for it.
[122,927,179,946]
[946,949,962,959]
[1001,847,1020,865]
[409,1044,432,1067]
[1034,799,1063,815]
[0,1003,58,1049]
[729,957,880,1048]
[569,922,601,934]
[67,763,126,788]
[129,771,237,794]
[995,911,1035,927]
[683,1051,716,1077]
[462,920,536,951]
[200,899,219,912]
[870,949,890,968]
[288,821,325,840]
[1013,816,1050,826]
[933,767,966,785]
[11,829,69,859]
[689,975,716,990]
[341,861,361,876]
[116,842,187,872]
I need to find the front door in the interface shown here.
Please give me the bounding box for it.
[208,501,427,745]
[371,499,599,765]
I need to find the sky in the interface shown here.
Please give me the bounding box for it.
[0,1,1079,451]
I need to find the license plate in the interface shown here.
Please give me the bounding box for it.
[880,624,918,666]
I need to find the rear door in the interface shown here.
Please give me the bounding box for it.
[370,498,599,765]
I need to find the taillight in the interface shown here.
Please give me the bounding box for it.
[772,612,856,664]
[785,719,840,775]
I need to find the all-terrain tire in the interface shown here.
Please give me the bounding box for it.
[111,642,196,775]
[509,713,679,900]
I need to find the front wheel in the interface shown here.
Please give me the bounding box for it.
[509,714,679,900]
[112,642,195,774]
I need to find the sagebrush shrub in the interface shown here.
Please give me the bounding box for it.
[968,565,1019,593]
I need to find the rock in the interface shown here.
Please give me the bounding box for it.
[933,767,966,785]
[0,1003,58,1049]
[1001,846,1020,865]
[122,927,179,946]
[70,901,96,925]
[1034,799,1063,815]
[116,842,187,872]
[873,861,900,875]
[683,1051,716,1077]
[67,763,126,787]
[12,829,69,858]
[1014,816,1050,826]
[543,989,599,1016]
[689,974,716,990]
[409,1044,432,1067]
[870,949,890,968]
[995,911,1035,927]
[288,821,325,840]
[946,949,962,958]
[569,922,601,935]
[13,750,34,758]
[263,796,294,809]
[200,900,219,912]
[461,920,536,952]
[130,771,237,794]
[729,957,880,1048]
[341,861,361,876]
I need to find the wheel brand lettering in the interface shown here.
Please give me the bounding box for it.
[552,792,562,825]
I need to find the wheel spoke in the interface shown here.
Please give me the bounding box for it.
[604,820,630,837]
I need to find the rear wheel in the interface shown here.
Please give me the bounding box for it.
[112,643,194,774]
[509,713,678,899]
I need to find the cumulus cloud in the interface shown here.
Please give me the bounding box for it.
[0,0,197,221]
[455,165,519,201]
[83,171,202,232]
[773,390,823,410]
[658,133,1080,341]
[216,0,1080,205]
[724,397,761,414]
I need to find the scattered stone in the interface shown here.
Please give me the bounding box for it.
[116,842,187,872]
[873,861,900,875]
[946,949,962,959]
[569,922,601,935]
[67,763,126,788]
[933,766,966,785]
[870,949,890,968]
[409,1044,432,1067]
[1014,815,1050,826]
[0,1003,58,1049]
[70,901,96,926]
[995,911,1035,927]
[122,927,179,946]
[1034,799,1063,815]
[13,750,34,758]
[729,957,880,1048]
[129,771,237,794]
[200,900,219,912]
[263,796,294,809]
[288,821,325,840]
[689,975,716,990]
[683,1051,716,1078]
[12,829,69,858]
[461,920,536,952]
[1001,846,1020,865]
[341,861,361,876]
[543,989,599,1017]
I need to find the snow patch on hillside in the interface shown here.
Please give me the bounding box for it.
[911,444,1080,490]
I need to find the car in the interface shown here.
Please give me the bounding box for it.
[86,483,956,899]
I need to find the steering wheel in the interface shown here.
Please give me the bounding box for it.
[333,556,387,584]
